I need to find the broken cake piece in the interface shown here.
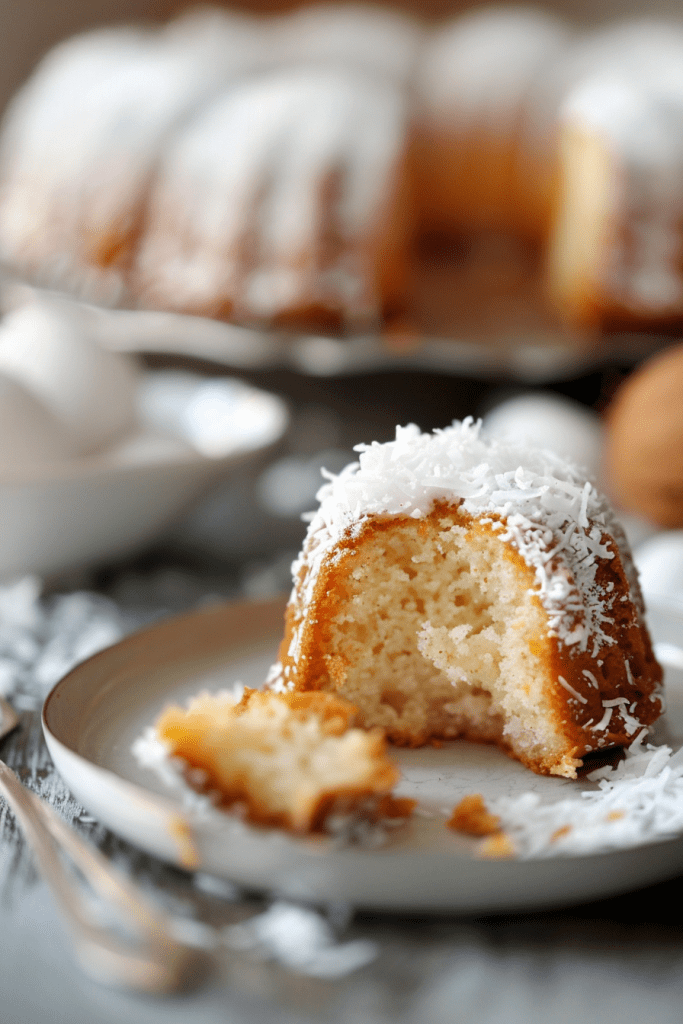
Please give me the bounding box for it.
[155,687,401,833]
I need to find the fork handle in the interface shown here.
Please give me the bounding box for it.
[27,790,173,936]
[0,760,203,992]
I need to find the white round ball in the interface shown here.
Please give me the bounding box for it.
[482,392,604,478]
[633,532,683,602]
[0,301,140,456]
[0,373,78,471]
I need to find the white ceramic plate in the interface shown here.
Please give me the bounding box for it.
[0,372,288,579]
[42,595,683,914]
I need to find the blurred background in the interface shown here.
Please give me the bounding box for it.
[1,0,683,598]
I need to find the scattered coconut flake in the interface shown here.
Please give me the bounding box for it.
[325,808,397,849]
[223,901,377,978]
[265,660,293,693]
[0,576,129,708]
[620,705,645,736]
[592,706,613,732]
[489,735,683,857]
[558,675,587,704]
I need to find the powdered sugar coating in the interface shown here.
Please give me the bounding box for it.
[293,420,639,660]
[276,3,424,85]
[0,10,266,298]
[135,65,409,326]
[418,7,569,139]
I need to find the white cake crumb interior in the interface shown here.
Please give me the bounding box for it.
[154,689,398,831]
[322,510,568,766]
[196,696,384,816]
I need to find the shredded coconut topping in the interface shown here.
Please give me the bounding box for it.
[491,733,683,857]
[291,420,635,658]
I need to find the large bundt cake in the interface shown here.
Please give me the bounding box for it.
[134,65,412,330]
[414,6,571,239]
[0,8,265,303]
[5,4,683,336]
[269,420,663,778]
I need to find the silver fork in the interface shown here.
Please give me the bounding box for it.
[0,695,210,994]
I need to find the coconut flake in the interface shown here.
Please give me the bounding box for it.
[592,706,614,732]
[557,675,587,703]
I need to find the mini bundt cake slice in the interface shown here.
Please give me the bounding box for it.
[269,421,663,778]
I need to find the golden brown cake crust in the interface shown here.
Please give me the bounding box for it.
[547,82,683,335]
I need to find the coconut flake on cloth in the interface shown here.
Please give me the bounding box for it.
[0,576,129,710]
[289,420,638,664]
[224,901,377,978]
[489,732,683,857]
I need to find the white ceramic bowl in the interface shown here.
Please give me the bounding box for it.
[0,371,288,579]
